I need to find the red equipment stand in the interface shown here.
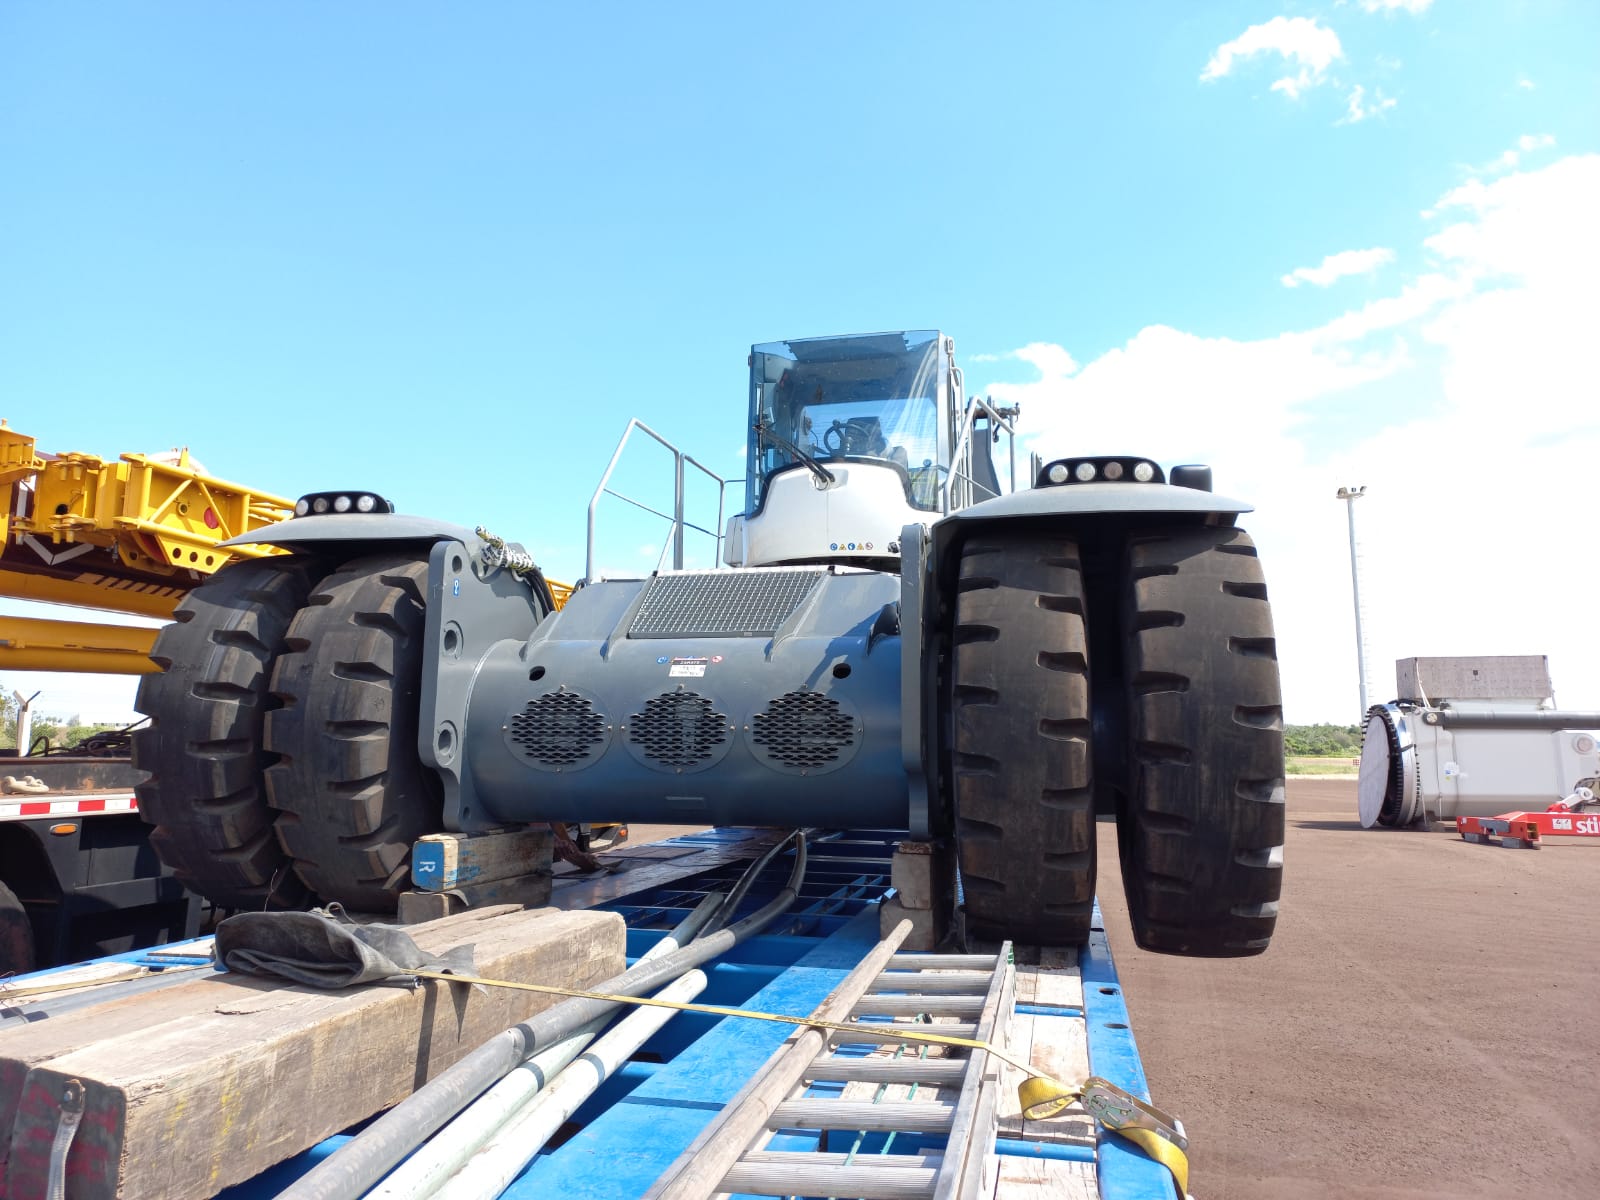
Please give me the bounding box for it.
[1457,809,1600,849]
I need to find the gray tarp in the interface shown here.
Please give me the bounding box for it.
[213,905,477,989]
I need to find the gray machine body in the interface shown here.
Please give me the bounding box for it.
[234,472,1250,841]
[455,567,909,831]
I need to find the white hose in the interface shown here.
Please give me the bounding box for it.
[365,1018,605,1199]
[433,969,708,1200]
[367,896,723,1199]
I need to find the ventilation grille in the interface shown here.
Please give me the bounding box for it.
[508,691,607,768]
[628,692,729,769]
[752,690,856,770]
[628,570,825,638]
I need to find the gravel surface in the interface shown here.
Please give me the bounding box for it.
[1095,778,1600,1200]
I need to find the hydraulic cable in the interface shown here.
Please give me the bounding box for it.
[275,831,809,1200]
[701,826,815,935]
[367,892,730,1200]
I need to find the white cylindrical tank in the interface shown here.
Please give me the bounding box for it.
[1358,702,1600,828]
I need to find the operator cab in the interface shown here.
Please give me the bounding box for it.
[725,330,1011,569]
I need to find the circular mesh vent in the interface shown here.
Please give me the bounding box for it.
[751,690,858,772]
[627,691,730,771]
[508,690,608,770]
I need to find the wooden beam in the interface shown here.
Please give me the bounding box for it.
[2,906,623,1200]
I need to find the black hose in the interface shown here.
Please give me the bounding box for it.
[274,830,809,1200]
[702,826,814,935]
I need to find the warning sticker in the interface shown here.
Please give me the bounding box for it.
[668,655,710,678]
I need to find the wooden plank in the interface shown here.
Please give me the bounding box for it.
[1012,948,1083,1008]
[396,872,553,923]
[410,828,553,890]
[0,901,533,1154]
[992,1155,1096,1200]
[3,907,625,1200]
[994,1012,1093,1147]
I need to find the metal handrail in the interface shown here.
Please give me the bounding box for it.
[584,419,728,585]
[941,395,1019,514]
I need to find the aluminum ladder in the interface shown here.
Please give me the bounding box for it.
[646,922,1097,1200]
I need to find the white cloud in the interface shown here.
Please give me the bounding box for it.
[1202,17,1344,99]
[1448,134,1559,184]
[1517,77,1536,90]
[1013,342,1079,379]
[1341,84,1398,124]
[976,155,1600,722]
[1282,247,1396,288]
[1359,0,1434,14]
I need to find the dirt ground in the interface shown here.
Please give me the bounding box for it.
[1094,778,1600,1200]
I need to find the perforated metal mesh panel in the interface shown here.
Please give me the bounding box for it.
[628,570,825,639]
[508,691,607,769]
[751,689,857,772]
[626,691,730,770]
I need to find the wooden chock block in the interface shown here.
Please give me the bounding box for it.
[397,870,553,925]
[880,895,949,951]
[411,828,553,892]
[889,839,955,911]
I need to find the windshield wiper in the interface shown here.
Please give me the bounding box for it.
[753,420,836,486]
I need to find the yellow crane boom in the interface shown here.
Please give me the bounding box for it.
[0,422,294,673]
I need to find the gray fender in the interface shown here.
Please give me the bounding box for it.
[219,513,479,551]
[943,481,1250,525]
[928,481,1250,564]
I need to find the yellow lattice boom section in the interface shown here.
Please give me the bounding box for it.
[1,423,297,671]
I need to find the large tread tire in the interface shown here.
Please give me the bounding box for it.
[1120,525,1286,957]
[0,880,35,976]
[265,554,441,911]
[132,558,317,909]
[950,533,1096,945]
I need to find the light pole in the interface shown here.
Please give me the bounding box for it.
[1335,486,1369,717]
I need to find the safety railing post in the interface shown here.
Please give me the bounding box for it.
[673,452,686,570]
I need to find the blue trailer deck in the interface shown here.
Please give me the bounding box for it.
[0,829,1180,1200]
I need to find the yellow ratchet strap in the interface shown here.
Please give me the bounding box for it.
[408,968,1191,1194]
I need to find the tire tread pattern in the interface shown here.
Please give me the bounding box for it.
[952,533,1095,945]
[265,555,440,910]
[132,559,313,909]
[1120,526,1285,956]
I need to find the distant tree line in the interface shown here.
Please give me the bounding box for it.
[1285,723,1363,757]
[1,688,122,756]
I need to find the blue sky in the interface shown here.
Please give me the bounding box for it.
[3,1,1597,724]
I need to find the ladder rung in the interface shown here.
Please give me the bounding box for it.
[869,970,992,994]
[804,1057,970,1086]
[769,1099,955,1133]
[720,1159,936,1200]
[742,1150,945,1169]
[889,953,999,970]
[851,995,987,1019]
[830,1023,979,1045]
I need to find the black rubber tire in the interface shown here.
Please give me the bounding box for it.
[1119,525,1286,957]
[132,558,317,909]
[265,553,442,911]
[950,532,1096,945]
[0,880,35,976]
